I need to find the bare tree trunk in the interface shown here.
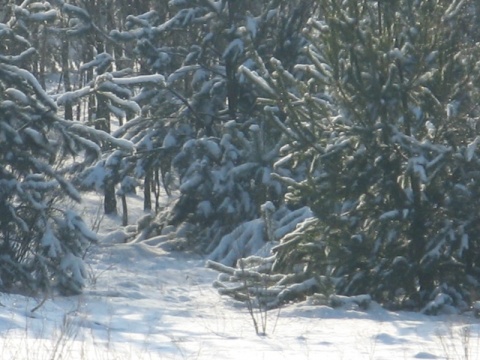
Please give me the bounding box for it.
[61,29,73,120]
[225,0,242,120]
[86,44,96,122]
[104,179,117,215]
[154,169,160,213]
[96,91,117,214]
[38,25,47,89]
[121,194,128,226]
[144,170,152,211]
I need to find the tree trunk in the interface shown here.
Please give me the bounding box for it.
[144,170,152,211]
[410,182,430,294]
[225,57,237,120]
[38,25,47,89]
[121,194,128,226]
[397,57,431,297]
[153,169,164,213]
[225,0,240,120]
[95,61,116,214]
[61,28,73,120]
[104,179,117,215]
[86,44,95,123]
[97,93,116,214]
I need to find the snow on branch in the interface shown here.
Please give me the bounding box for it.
[66,123,134,152]
[80,53,113,73]
[56,86,91,106]
[274,207,313,240]
[208,205,314,267]
[443,0,467,21]
[98,91,141,114]
[65,210,98,243]
[208,219,265,267]
[208,256,322,309]
[167,65,201,86]
[0,64,57,110]
[111,74,166,87]
[62,3,91,23]
[27,9,57,22]
[238,65,276,97]
[0,47,36,64]
[5,88,29,105]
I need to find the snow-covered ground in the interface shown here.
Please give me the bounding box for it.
[1,193,480,359]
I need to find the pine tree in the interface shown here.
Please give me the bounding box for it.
[107,0,314,249]
[162,120,284,250]
[240,0,480,310]
[0,10,108,295]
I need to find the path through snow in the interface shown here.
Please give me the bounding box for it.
[0,193,479,359]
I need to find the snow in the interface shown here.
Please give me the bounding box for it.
[459,233,469,257]
[62,3,91,22]
[246,16,257,38]
[425,121,436,138]
[162,130,177,148]
[56,86,91,105]
[239,65,276,96]
[199,138,222,160]
[5,88,29,105]
[179,173,203,192]
[222,38,244,61]
[1,64,57,110]
[80,53,113,72]
[41,225,62,258]
[111,74,166,87]
[1,193,480,360]
[167,65,202,86]
[28,9,57,22]
[100,91,142,114]
[209,218,265,266]
[68,123,134,151]
[466,136,479,162]
[23,128,48,147]
[379,210,401,221]
[443,0,468,21]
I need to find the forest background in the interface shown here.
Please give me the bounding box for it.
[1,0,480,317]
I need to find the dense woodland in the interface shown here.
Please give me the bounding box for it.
[1,0,480,314]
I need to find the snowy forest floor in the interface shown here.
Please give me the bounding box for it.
[1,193,480,359]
